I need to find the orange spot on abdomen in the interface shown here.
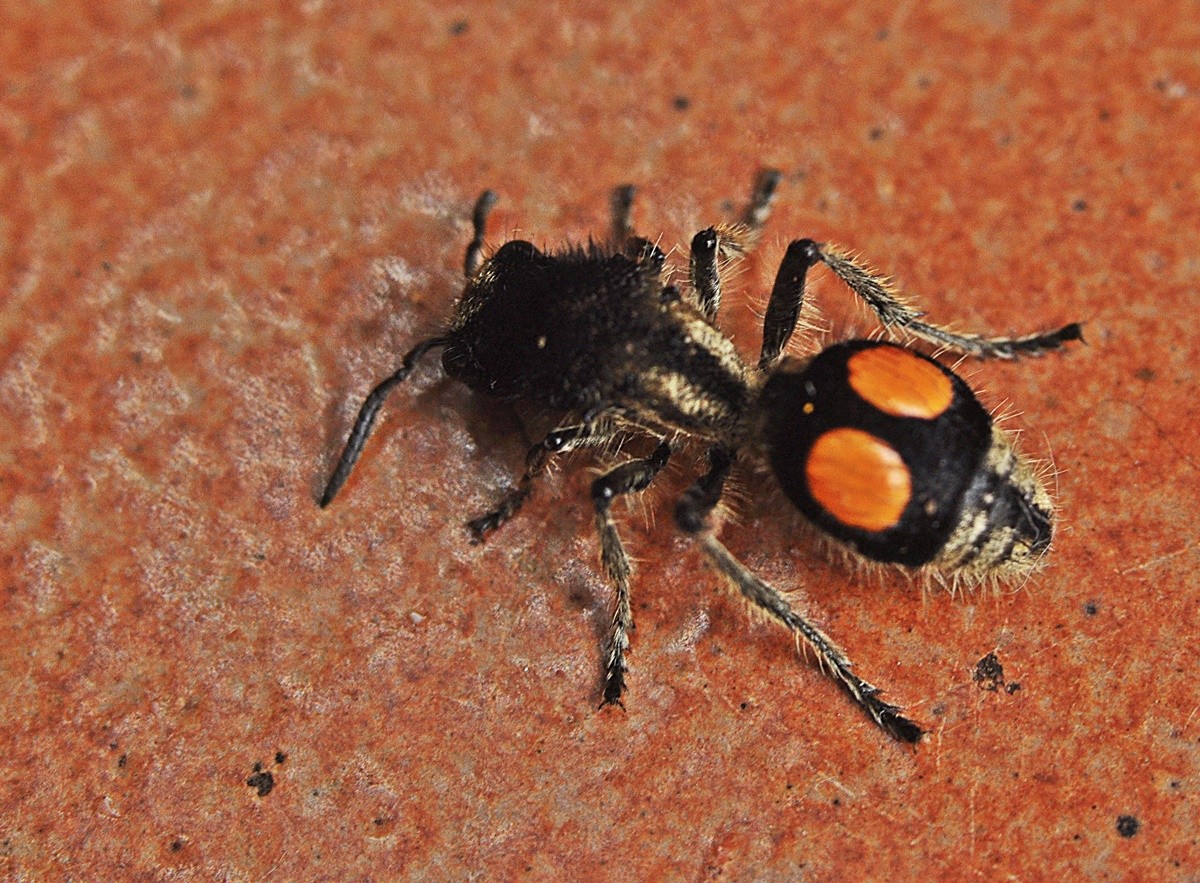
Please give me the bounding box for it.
[847,345,953,419]
[806,428,912,531]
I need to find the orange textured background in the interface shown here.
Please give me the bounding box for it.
[2,1,1198,878]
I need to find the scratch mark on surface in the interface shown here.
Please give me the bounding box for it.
[1117,544,1194,575]
[1182,704,1199,735]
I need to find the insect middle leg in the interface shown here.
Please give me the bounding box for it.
[592,440,672,706]
[691,168,783,321]
[674,447,924,743]
[609,183,671,283]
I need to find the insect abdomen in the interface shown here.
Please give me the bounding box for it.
[762,340,997,567]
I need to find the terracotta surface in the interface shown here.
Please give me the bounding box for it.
[3,2,1198,878]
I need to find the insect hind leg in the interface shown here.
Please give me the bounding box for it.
[695,534,924,743]
[814,243,1083,359]
[673,444,923,743]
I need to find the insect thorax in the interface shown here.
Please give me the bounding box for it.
[442,241,757,440]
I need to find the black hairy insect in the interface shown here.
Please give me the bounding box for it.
[319,171,1081,743]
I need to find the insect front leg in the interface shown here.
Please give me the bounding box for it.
[592,441,672,706]
[467,417,613,542]
[464,189,498,278]
[610,184,637,252]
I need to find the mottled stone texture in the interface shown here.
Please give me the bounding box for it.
[2,2,1197,878]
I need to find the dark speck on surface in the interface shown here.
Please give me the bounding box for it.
[247,770,274,797]
[1116,815,1140,838]
[974,653,1005,691]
